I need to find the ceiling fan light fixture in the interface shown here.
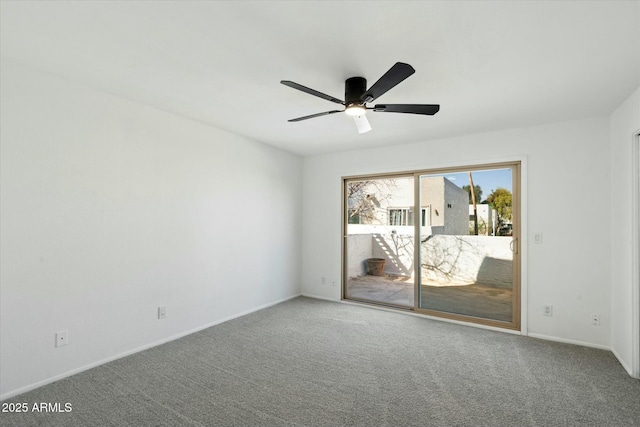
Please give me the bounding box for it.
[344,104,366,116]
[354,114,372,134]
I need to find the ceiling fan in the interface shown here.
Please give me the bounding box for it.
[281,62,439,134]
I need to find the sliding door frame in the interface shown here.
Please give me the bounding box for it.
[633,129,640,378]
[412,162,521,330]
[341,171,416,309]
[342,161,522,331]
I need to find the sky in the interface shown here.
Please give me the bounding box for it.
[430,168,513,201]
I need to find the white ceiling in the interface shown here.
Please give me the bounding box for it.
[1,1,638,156]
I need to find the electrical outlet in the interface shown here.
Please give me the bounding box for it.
[321,277,326,285]
[330,279,336,287]
[591,314,600,326]
[158,306,167,319]
[543,305,553,317]
[534,233,543,244]
[55,330,68,347]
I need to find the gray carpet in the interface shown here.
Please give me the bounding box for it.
[1,297,639,427]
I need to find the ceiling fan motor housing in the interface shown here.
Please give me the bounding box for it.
[345,77,367,107]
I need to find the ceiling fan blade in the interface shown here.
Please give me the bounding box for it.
[281,80,345,105]
[288,110,343,122]
[373,104,440,115]
[360,62,415,103]
[353,114,372,134]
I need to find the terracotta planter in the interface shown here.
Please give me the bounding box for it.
[367,258,386,276]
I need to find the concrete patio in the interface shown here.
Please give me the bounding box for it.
[346,274,513,322]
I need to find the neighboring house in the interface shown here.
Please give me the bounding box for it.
[420,177,469,235]
[469,204,497,236]
[348,177,468,236]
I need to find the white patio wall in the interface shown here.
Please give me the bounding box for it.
[346,234,372,278]
[347,233,512,288]
[422,235,513,288]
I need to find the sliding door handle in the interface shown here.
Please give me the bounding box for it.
[510,237,518,255]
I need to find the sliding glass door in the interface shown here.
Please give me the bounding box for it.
[343,163,520,329]
[344,175,415,308]
[416,166,519,327]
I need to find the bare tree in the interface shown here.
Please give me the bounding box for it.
[347,179,398,224]
[421,235,479,282]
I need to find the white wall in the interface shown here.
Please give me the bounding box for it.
[442,178,469,235]
[0,61,303,398]
[302,116,612,348]
[609,86,640,377]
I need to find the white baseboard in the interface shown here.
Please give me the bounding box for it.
[527,333,611,351]
[0,293,302,401]
[611,347,637,378]
[300,293,340,302]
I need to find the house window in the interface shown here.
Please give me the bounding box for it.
[347,209,361,224]
[390,208,430,226]
[421,208,430,226]
[389,208,414,226]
